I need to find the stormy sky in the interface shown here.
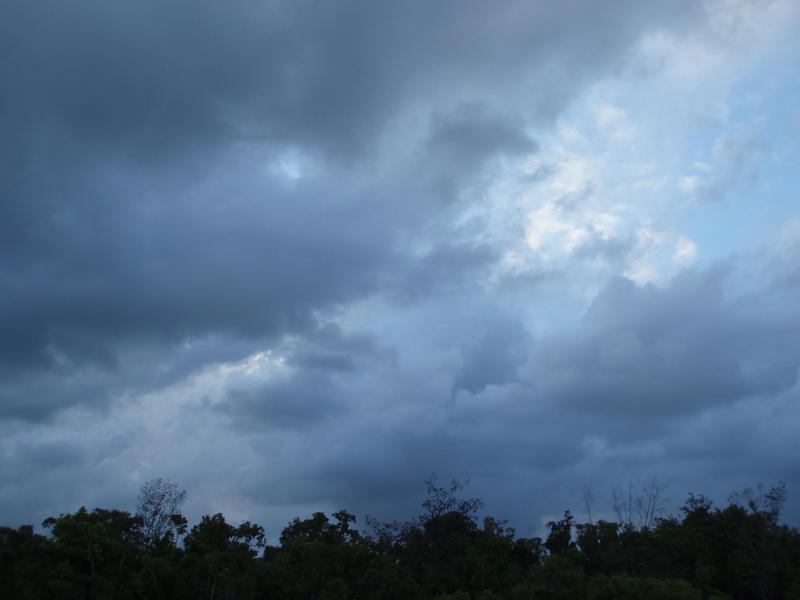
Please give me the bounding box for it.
[2,0,800,536]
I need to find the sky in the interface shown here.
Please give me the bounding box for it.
[2,0,800,539]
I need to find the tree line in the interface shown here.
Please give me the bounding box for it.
[1,477,799,599]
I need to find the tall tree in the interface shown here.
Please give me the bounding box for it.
[136,478,187,547]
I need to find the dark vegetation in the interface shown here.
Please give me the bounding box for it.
[2,477,799,599]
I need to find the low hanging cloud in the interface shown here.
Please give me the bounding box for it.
[424,103,539,198]
[453,315,532,394]
[531,268,800,416]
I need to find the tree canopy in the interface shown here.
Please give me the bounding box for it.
[2,478,798,599]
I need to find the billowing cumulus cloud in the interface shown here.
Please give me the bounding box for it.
[531,268,800,415]
[2,0,800,535]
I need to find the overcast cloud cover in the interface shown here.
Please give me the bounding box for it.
[2,0,800,536]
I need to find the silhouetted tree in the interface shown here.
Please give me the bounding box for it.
[136,478,187,548]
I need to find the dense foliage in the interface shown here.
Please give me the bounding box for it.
[2,478,798,599]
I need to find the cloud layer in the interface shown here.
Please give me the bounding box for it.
[2,0,799,535]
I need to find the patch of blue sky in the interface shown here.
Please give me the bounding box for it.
[677,58,800,261]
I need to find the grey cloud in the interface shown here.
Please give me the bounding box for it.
[218,374,343,432]
[689,179,727,204]
[525,163,558,183]
[213,255,800,529]
[420,103,538,201]
[0,435,91,526]
[1,1,702,164]
[283,324,396,373]
[427,104,537,166]
[713,133,769,179]
[0,0,708,389]
[231,373,800,533]
[4,439,85,476]
[0,0,710,266]
[289,353,357,373]
[215,325,395,429]
[0,424,147,527]
[241,407,586,523]
[391,243,499,303]
[554,184,596,212]
[0,369,117,423]
[453,316,532,394]
[572,230,634,263]
[7,0,772,535]
[0,334,280,423]
[531,270,800,415]
[687,133,769,203]
[0,168,392,369]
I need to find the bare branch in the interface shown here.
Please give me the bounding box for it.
[612,477,668,530]
[583,486,594,525]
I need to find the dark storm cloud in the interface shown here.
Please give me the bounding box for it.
[0,0,705,397]
[426,103,538,176]
[282,324,396,373]
[0,170,391,369]
[219,374,343,432]
[3,439,85,476]
[0,333,280,422]
[0,367,118,422]
[419,103,539,201]
[1,1,702,161]
[0,0,706,171]
[5,0,761,534]
[215,324,396,429]
[241,401,586,517]
[428,104,536,160]
[391,243,499,302]
[453,315,532,394]
[531,268,800,415]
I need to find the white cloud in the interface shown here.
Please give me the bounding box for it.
[673,236,699,266]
